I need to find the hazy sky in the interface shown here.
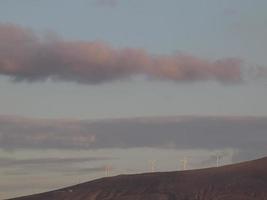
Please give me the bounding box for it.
[1,0,267,198]
[0,0,266,119]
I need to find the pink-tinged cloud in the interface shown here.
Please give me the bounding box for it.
[0,23,243,84]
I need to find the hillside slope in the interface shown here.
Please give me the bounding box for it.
[9,157,267,200]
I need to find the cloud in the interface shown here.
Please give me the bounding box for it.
[1,115,267,162]
[0,116,97,150]
[0,23,244,85]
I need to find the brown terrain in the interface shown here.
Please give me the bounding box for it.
[9,157,267,200]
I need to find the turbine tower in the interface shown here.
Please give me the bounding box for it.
[180,156,188,170]
[105,164,112,177]
[216,154,221,167]
[148,160,157,172]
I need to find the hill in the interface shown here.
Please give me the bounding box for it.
[9,157,267,200]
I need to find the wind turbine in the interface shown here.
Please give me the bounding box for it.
[180,156,188,170]
[148,160,157,172]
[216,153,222,167]
[105,164,112,177]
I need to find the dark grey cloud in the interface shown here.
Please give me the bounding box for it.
[0,23,244,85]
[0,115,267,162]
[0,116,96,150]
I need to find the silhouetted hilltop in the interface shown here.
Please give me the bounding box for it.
[9,157,267,200]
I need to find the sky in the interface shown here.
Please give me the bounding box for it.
[0,0,267,198]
